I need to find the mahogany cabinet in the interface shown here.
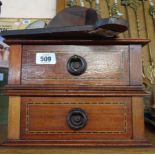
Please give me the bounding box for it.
[3,39,151,146]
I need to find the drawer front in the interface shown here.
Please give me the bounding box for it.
[21,45,129,85]
[21,97,132,140]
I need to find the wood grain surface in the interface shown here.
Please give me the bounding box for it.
[20,97,132,140]
[130,45,143,85]
[4,39,149,146]
[132,97,145,140]
[8,45,21,85]
[5,39,150,46]
[8,97,21,140]
[21,45,129,85]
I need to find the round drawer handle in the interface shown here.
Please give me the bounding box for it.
[67,55,87,76]
[67,108,88,130]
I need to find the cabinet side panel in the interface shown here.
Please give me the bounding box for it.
[8,96,21,140]
[132,97,145,140]
[8,45,22,84]
[130,45,143,85]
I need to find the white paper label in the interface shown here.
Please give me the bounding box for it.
[22,20,31,25]
[0,73,4,81]
[36,53,56,64]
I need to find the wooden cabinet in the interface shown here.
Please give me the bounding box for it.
[3,39,151,146]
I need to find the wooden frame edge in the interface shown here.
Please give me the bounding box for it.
[56,0,66,13]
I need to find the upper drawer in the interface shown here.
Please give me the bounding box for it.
[21,45,129,85]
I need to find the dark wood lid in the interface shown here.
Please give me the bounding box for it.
[5,38,150,46]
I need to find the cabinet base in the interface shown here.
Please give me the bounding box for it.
[1,140,152,147]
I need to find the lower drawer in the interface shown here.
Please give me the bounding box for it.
[21,97,132,140]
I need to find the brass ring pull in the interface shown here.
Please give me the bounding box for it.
[67,55,87,76]
[67,108,88,130]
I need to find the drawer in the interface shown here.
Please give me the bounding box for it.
[21,97,132,140]
[21,45,129,85]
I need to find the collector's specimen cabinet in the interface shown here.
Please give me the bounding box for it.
[3,38,150,146]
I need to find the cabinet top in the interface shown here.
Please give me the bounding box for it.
[5,38,150,46]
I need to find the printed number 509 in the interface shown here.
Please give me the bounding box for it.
[40,56,52,62]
